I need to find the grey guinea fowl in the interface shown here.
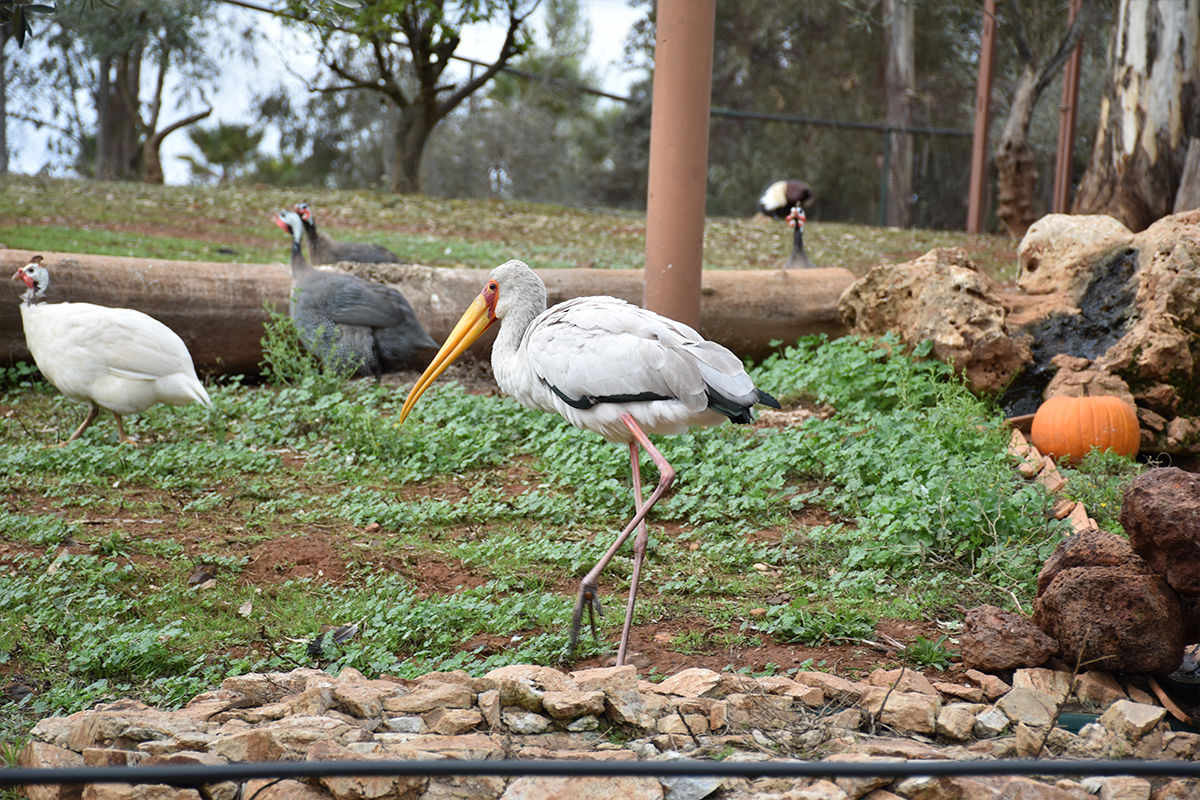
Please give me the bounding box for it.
[758,179,818,270]
[273,210,439,380]
[294,202,404,265]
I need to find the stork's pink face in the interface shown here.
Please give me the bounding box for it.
[297,203,313,223]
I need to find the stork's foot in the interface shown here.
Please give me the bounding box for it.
[568,580,604,657]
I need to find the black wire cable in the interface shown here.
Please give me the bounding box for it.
[4,758,1200,788]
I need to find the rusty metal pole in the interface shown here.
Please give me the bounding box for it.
[643,0,715,328]
[967,0,998,234]
[1053,0,1084,213]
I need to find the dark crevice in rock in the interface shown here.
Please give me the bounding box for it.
[1000,249,1140,417]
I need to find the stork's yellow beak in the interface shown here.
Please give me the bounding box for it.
[399,293,495,423]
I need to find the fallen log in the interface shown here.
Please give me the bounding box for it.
[1,250,855,376]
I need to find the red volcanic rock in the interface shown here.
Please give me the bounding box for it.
[959,604,1058,672]
[1120,467,1200,597]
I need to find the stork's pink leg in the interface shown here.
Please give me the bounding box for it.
[617,439,648,666]
[569,413,676,666]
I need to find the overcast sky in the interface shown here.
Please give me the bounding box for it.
[8,0,645,184]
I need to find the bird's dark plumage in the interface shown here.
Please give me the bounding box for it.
[274,210,438,379]
[295,202,405,265]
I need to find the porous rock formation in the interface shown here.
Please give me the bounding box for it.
[1120,466,1200,638]
[1016,211,1200,456]
[838,210,1200,455]
[837,248,1032,395]
[1033,530,1185,675]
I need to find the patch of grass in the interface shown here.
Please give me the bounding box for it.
[1056,449,1145,534]
[0,175,1019,277]
[904,634,958,671]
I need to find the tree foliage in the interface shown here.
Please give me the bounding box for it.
[180,122,264,185]
[422,0,617,204]
[282,0,539,194]
[14,0,223,182]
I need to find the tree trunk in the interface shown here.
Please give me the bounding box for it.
[0,250,856,374]
[995,67,1041,238]
[0,27,8,175]
[387,105,431,194]
[884,0,914,228]
[1072,0,1200,231]
[95,53,143,180]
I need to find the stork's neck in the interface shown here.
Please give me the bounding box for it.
[490,293,547,401]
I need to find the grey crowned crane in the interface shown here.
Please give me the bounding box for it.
[759,179,818,270]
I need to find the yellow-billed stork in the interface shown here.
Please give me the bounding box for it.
[399,259,780,665]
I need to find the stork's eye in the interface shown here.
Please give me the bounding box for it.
[488,281,498,292]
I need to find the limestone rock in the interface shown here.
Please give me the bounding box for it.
[959,605,1057,672]
[308,740,426,800]
[963,670,1011,702]
[383,682,474,714]
[541,690,607,720]
[1017,214,1136,301]
[653,668,722,698]
[81,784,203,799]
[936,705,979,741]
[867,669,938,696]
[839,247,1032,394]
[996,688,1057,728]
[500,775,664,800]
[1011,669,1072,705]
[858,688,939,735]
[1073,672,1127,711]
[1098,700,1168,741]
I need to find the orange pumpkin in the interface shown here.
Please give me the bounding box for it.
[1030,395,1140,465]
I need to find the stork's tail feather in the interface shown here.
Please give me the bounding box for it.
[706,387,782,425]
[757,389,782,409]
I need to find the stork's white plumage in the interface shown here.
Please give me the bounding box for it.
[13,255,211,445]
[399,259,780,665]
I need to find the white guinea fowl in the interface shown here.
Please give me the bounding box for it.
[12,255,211,445]
[399,259,780,665]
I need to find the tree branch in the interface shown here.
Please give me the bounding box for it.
[1032,0,1098,97]
[148,107,213,146]
[437,0,536,117]
[1006,0,1036,67]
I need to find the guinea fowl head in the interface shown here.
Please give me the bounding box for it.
[786,206,807,231]
[296,202,313,223]
[273,210,304,243]
[12,255,48,303]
